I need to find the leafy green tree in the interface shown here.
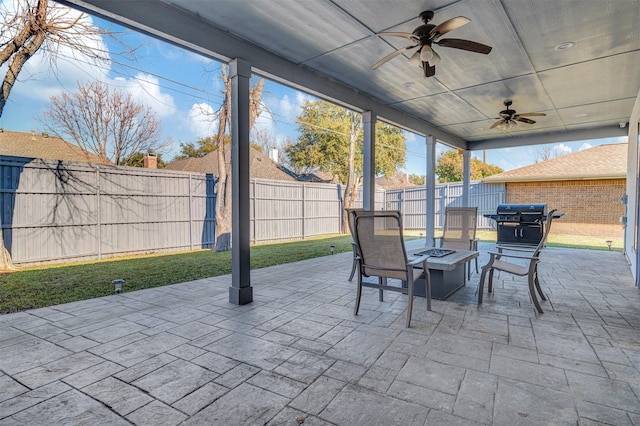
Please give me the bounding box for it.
[435,150,503,183]
[408,174,425,185]
[286,100,406,231]
[119,151,166,168]
[175,135,228,159]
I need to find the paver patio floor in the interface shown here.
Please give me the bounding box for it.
[1,244,639,425]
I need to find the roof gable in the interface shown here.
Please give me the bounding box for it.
[165,145,296,181]
[0,130,104,164]
[483,143,627,183]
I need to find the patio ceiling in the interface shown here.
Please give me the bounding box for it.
[60,0,637,151]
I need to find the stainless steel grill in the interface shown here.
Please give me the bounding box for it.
[485,204,548,245]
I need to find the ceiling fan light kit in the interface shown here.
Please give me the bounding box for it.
[371,10,492,78]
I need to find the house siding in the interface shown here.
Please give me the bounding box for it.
[506,179,625,237]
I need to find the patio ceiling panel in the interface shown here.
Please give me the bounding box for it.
[396,92,488,127]
[175,0,372,65]
[538,51,640,109]
[505,0,640,70]
[558,98,638,127]
[333,0,455,34]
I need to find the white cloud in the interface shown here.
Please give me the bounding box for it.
[552,143,572,157]
[188,102,218,137]
[578,142,593,151]
[112,73,177,119]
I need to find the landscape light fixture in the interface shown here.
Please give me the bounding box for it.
[112,279,124,293]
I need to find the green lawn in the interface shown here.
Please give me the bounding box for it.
[0,231,624,314]
[0,235,353,314]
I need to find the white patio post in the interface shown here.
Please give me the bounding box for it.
[363,111,376,211]
[229,58,252,305]
[425,136,436,243]
[462,149,471,207]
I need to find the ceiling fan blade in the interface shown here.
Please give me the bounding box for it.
[430,16,471,37]
[517,112,547,117]
[436,38,492,54]
[371,46,414,70]
[515,117,536,124]
[422,61,436,77]
[376,31,419,42]
[490,120,504,129]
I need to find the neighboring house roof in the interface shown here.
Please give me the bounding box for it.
[483,143,627,183]
[164,145,297,181]
[0,130,104,164]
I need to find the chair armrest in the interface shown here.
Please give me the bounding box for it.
[496,244,537,253]
[496,243,538,251]
[488,251,539,261]
[408,255,429,268]
[469,238,479,251]
[432,236,442,247]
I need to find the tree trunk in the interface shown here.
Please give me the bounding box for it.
[214,67,232,252]
[0,0,47,118]
[341,114,362,233]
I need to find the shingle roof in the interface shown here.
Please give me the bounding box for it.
[483,143,627,183]
[0,130,105,164]
[164,145,296,181]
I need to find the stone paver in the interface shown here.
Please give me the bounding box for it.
[0,245,639,424]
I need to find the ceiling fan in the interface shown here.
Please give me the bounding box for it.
[490,100,547,130]
[371,10,492,78]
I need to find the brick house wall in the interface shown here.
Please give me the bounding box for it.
[506,179,625,238]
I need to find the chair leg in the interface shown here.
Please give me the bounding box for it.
[424,269,431,312]
[379,277,385,301]
[406,271,414,328]
[348,244,358,281]
[348,258,357,281]
[488,269,495,293]
[478,264,489,305]
[354,266,363,316]
[528,273,544,313]
[533,269,547,301]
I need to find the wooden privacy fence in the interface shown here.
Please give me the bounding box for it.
[0,156,504,265]
[385,182,506,231]
[0,157,216,265]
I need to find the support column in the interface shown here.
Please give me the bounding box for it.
[362,111,376,210]
[229,58,253,305]
[425,136,436,243]
[462,149,471,207]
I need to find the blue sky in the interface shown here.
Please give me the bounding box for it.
[0,4,625,174]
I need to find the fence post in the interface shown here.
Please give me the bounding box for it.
[188,174,193,250]
[302,183,306,239]
[96,167,102,259]
[252,180,256,244]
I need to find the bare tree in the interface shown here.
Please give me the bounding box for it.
[535,144,571,163]
[0,0,121,118]
[41,80,170,164]
[0,0,124,269]
[213,66,265,251]
[535,145,554,163]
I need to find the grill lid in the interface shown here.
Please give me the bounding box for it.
[496,203,547,215]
